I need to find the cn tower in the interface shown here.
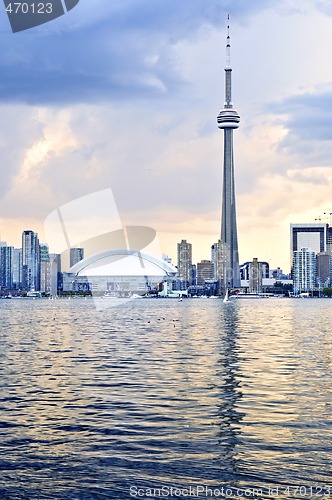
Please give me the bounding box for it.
[217,16,240,290]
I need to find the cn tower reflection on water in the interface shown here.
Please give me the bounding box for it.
[213,303,245,483]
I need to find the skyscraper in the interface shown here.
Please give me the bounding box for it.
[177,239,192,289]
[22,230,40,291]
[248,258,263,294]
[316,252,331,288]
[211,240,225,289]
[70,247,84,268]
[40,244,51,294]
[0,245,13,290]
[292,248,316,294]
[291,223,328,255]
[217,16,240,290]
[12,248,22,290]
[49,253,61,296]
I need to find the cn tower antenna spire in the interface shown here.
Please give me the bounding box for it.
[226,14,231,68]
[224,14,233,108]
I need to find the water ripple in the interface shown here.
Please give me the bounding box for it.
[0,298,331,498]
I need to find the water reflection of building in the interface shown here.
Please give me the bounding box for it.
[215,305,243,478]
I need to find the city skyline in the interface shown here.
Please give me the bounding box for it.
[1,1,332,271]
[0,223,311,278]
[2,222,332,296]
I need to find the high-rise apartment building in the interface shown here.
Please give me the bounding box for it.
[316,252,331,288]
[292,247,316,293]
[12,248,22,290]
[49,253,61,296]
[40,244,51,294]
[0,245,13,290]
[0,242,6,288]
[248,258,263,294]
[217,17,240,291]
[22,230,40,291]
[177,239,192,289]
[211,240,225,287]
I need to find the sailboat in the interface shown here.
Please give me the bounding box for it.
[223,288,229,303]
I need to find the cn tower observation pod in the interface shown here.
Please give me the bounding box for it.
[217,108,240,129]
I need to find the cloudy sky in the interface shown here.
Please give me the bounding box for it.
[1,0,332,271]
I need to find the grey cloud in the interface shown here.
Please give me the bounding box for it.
[314,0,332,16]
[269,89,332,163]
[0,0,278,105]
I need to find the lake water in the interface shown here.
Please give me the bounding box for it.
[0,298,331,499]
